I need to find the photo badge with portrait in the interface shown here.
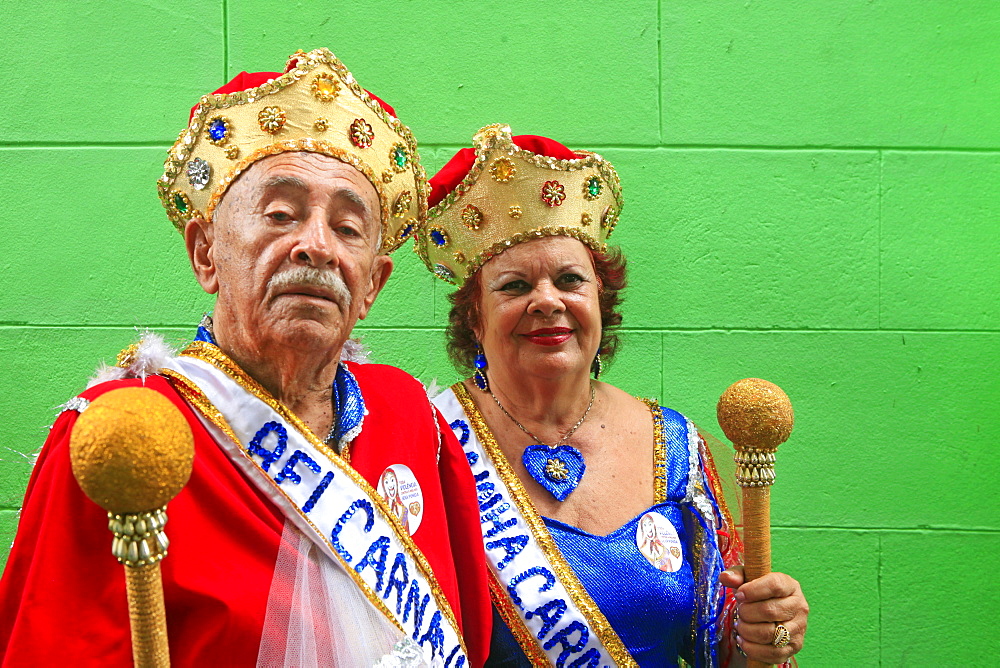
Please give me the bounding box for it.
[635,511,683,572]
[376,464,424,535]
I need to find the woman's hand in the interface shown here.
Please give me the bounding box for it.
[720,566,809,664]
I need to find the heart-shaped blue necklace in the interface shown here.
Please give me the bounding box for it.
[489,383,595,502]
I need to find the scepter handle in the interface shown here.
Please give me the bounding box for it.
[741,486,771,582]
[70,386,194,668]
[126,562,170,667]
[717,378,794,668]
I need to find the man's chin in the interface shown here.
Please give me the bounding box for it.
[266,314,352,351]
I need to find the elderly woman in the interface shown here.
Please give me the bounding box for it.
[417,125,808,667]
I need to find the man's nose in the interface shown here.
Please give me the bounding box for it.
[291,214,338,268]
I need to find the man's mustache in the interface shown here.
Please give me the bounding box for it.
[267,266,352,308]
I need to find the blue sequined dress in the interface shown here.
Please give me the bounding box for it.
[483,406,730,668]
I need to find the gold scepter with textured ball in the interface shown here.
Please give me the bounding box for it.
[69,387,194,668]
[717,378,794,668]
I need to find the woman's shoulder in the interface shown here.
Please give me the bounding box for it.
[597,381,692,424]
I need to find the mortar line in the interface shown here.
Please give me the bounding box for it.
[4,324,997,334]
[656,0,663,144]
[878,150,884,330]
[222,0,229,79]
[659,331,665,403]
[419,143,1000,153]
[877,532,883,665]
[772,524,1000,534]
[0,142,172,149]
[3,142,999,154]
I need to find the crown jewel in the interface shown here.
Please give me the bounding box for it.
[158,48,426,253]
[417,124,623,284]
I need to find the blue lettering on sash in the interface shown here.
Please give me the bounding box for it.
[403,580,431,633]
[355,536,390,592]
[273,450,320,484]
[566,649,601,668]
[449,419,471,446]
[329,498,374,563]
[479,492,505,513]
[480,503,511,522]
[508,567,556,609]
[543,621,590,667]
[526,598,568,639]
[302,471,334,514]
[383,551,410,614]
[460,421,595,667]
[486,534,529,570]
[476,481,497,503]
[483,516,517,539]
[247,421,288,471]
[443,644,467,668]
[418,610,445,658]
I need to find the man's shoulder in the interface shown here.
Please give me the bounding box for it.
[345,361,426,396]
[77,374,180,402]
[59,375,191,424]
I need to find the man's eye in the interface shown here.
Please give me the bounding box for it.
[267,211,292,222]
[337,225,360,237]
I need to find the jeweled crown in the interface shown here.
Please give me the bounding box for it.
[416,124,623,284]
[158,48,426,253]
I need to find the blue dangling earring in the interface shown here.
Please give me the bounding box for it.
[473,344,489,391]
[591,349,603,379]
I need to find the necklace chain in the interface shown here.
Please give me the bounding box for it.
[488,381,596,447]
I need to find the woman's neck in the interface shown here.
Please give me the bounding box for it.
[484,366,595,443]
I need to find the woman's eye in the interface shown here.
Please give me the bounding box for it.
[559,273,584,286]
[501,280,529,292]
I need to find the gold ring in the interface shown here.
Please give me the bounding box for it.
[772,623,791,648]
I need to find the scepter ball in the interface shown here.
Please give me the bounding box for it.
[716,378,794,451]
[70,387,194,514]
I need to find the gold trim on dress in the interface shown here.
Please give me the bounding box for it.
[453,382,637,668]
[169,344,467,655]
[645,398,667,505]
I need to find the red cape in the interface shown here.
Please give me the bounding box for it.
[0,365,490,666]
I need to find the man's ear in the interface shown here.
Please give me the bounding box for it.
[185,217,219,295]
[357,255,394,320]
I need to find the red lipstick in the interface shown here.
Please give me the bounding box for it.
[522,327,573,346]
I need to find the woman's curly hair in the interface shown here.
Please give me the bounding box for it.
[445,245,628,373]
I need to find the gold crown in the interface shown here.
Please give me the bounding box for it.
[416,124,623,284]
[157,48,426,253]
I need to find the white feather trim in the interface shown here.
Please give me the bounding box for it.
[87,331,177,388]
[424,379,446,401]
[340,337,371,364]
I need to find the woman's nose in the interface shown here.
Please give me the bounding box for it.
[528,282,564,316]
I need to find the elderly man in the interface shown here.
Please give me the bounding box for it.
[0,49,489,666]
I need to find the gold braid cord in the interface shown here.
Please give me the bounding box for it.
[741,487,772,583]
[125,562,170,668]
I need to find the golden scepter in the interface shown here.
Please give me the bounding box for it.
[717,378,794,668]
[69,387,194,668]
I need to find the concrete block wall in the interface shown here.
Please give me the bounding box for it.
[2,2,997,663]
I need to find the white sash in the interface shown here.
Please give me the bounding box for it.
[162,347,467,667]
[434,386,637,668]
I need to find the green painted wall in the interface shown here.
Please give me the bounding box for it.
[1,1,997,663]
